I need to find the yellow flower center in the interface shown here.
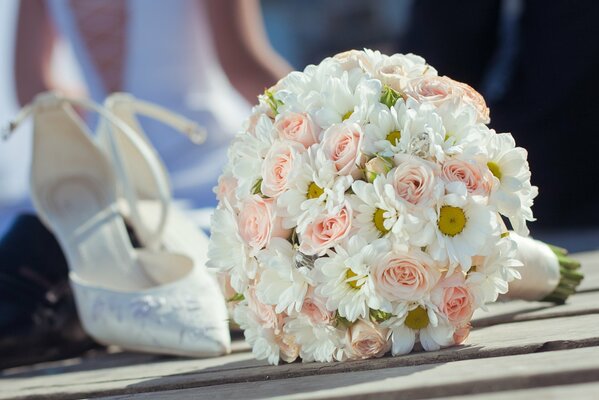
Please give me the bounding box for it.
[386,130,402,146]
[438,206,467,237]
[405,306,429,330]
[373,208,390,235]
[345,269,363,289]
[306,182,324,199]
[487,161,502,180]
[342,110,353,121]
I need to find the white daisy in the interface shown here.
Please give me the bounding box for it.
[402,101,446,161]
[233,302,282,365]
[256,238,314,314]
[484,132,538,236]
[314,71,382,128]
[430,100,488,160]
[229,114,277,199]
[277,148,352,232]
[284,314,345,363]
[383,303,453,355]
[467,236,522,306]
[362,50,438,91]
[207,201,257,293]
[349,178,421,245]
[427,182,499,272]
[315,236,389,322]
[363,101,411,156]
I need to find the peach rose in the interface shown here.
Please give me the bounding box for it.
[274,112,319,148]
[299,204,352,256]
[372,249,440,302]
[215,174,238,207]
[301,291,334,325]
[372,54,433,92]
[261,140,304,198]
[277,332,300,363]
[321,122,363,176]
[441,158,492,196]
[238,195,290,254]
[390,155,438,207]
[333,49,371,71]
[247,285,283,333]
[364,156,393,183]
[433,272,475,326]
[454,80,490,124]
[346,320,390,360]
[453,323,472,345]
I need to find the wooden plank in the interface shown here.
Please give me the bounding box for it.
[473,290,599,327]
[440,382,599,400]
[3,314,599,400]
[101,346,599,399]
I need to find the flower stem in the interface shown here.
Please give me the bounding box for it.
[541,245,584,304]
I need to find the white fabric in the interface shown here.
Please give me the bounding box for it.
[504,233,561,301]
[0,0,250,235]
[48,0,250,211]
[0,0,33,236]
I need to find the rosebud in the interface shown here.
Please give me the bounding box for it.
[365,155,394,183]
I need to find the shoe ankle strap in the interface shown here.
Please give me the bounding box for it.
[3,92,171,250]
[105,93,207,144]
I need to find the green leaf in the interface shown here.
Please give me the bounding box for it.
[227,293,245,302]
[380,85,402,108]
[252,178,264,195]
[264,89,284,115]
[370,309,393,323]
[334,313,353,329]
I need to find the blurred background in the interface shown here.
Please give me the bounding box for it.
[1,0,599,251]
[0,0,598,370]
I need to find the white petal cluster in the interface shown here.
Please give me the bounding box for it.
[208,49,537,364]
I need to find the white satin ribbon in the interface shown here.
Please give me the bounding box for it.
[503,233,561,301]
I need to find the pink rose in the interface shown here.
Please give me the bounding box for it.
[261,140,304,198]
[299,204,352,256]
[405,76,490,124]
[301,290,334,325]
[405,76,460,106]
[390,154,438,207]
[441,158,492,196]
[238,195,290,254]
[247,285,283,333]
[372,249,440,302]
[321,122,363,176]
[215,174,238,207]
[346,320,390,360]
[274,112,319,148]
[453,323,472,345]
[432,272,475,326]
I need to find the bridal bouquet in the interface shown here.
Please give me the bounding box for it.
[208,49,581,365]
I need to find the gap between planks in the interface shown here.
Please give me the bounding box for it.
[101,346,599,400]
[3,313,599,400]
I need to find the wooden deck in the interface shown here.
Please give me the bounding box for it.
[2,250,598,399]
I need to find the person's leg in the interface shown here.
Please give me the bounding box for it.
[0,214,97,369]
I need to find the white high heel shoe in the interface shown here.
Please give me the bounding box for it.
[95,93,209,255]
[3,92,230,357]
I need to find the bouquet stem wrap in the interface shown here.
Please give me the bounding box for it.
[505,233,583,304]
